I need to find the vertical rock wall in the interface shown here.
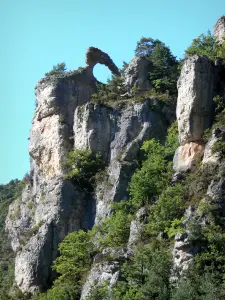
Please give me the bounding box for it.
[214,16,225,43]
[174,55,217,173]
[5,70,97,293]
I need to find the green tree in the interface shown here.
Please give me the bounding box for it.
[185,31,219,61]
[135,37,159,57]
[40,230,95,300]
[97,210,132,249]
[135,37,179,95]
[146,184,185,236]
[113,240,172,300]
[64,149,104,190]
[45,62,67,77]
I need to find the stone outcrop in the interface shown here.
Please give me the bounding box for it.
[8,16,225,296]
[203,127,225,164]
[173,142,205,172]
[74,99,167,223]
[6,69,98,293]
[85,47,120,76]
[127,207,148,249]
[172,231,193,278]
[6,47,170,293]
[214,16,225,43]
[123,56,152,92]
[81,248,128,299]
[174,55,217,172]
[176,55,215,146]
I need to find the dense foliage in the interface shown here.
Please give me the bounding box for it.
[135,37,180,95]
[185,30,225,62]
[36,231,96,300]
[91,37,180,104]
[0,179,23,300]
[64,149,104,190]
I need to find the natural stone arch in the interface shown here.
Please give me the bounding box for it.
[85,47,121,76]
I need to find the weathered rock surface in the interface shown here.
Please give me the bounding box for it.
[85,47,120,76]
[172,205,199,279]
[81,248,128,299]
[124,56,152,92]
[177,55,215,145]
[6,69,98,293]
[172,232,193,277]
[203,127,225,164]
[74,99,168,223]
[214,16,225,43]
[173,142,205,172]
[127,207,148,248]
[6,57,170,293]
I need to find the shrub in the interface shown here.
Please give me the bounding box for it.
[40,230,96,300]
[146,184,186,236]
[112,240,172,299]
[97,210,132,249]
[64,149,104,189]
[129,121,178,211]
[212,140,225,155]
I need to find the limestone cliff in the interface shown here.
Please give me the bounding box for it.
[5,17,225,298]
[214,16,225,43]
[5,48,171,294]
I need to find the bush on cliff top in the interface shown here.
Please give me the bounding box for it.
[45,62,67,77]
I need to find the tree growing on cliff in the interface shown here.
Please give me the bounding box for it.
[45,62,67,77]
[135,37,179,95]
[185,31,219,61]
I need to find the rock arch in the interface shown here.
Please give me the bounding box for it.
[85,47,121,76]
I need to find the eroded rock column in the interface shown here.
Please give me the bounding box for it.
[174,55,216,172]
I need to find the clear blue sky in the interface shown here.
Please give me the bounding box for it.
[0,0,224,184]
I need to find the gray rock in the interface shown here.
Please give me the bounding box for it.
[128,207,148,248]
[172,232,193,277]
[6,69,97,293]
[81,248,128,299]
[74,99,167,223]
[214,16,225,43]
[6,61,169,294]
[203,127,225,164]
[177,55,215,145]
[85,47,120,76]
[124,56,152,92]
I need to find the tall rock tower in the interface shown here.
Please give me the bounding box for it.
[214,16,225,43]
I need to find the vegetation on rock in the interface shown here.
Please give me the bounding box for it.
[5,24,225,300]
[45,62,67,77]
[135,37,180,95]
[64,149,104,190]
[0,180,23,300]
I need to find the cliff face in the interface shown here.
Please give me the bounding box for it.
[6,69,98,293]
[5,50,171,294]
[214,16,225,43]
[5,18,225,298]
[173,55,218,173]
